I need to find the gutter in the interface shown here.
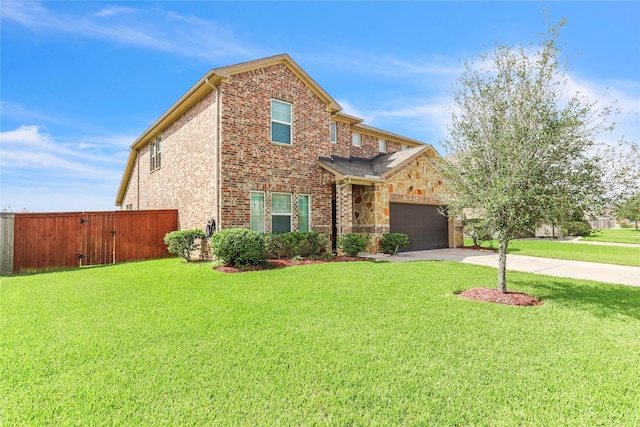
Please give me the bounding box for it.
[204,77,223,232]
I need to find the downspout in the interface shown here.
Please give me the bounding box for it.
[204,76,221,231]
[135,148,140,210]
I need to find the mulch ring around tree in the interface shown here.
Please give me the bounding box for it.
[457,287,543,306]
[215,256,370,273]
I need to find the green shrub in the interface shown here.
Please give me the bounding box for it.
[267,231,329,258]
[563,221,593,237]
[305,231,330,256]
[164,229,206,262]
[381,233,409,255]
[462,218,493,246]
[210,228,267,267]
[321,252,335,261]
[619,222,633,229]
[338,233,371,257]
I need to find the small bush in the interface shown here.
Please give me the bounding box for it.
[619,222,633,229]
[563,221,592,237]
[381,233,409,255]
[463,218,493,247]
[164,229,206,262]
[210,228,267,267]
[338,233,371,257]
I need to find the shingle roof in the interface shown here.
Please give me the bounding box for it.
[319,146,427,181]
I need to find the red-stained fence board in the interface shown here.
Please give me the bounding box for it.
[12,210,178,273]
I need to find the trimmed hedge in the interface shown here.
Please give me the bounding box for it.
[210,228,267,267]
[267,231,329,258]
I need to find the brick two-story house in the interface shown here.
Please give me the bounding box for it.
[115,54,463,253]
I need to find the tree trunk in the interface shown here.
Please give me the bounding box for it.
[498,239,509,293]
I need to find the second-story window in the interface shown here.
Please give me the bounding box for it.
[378,139,387,153]
[352,133,361,147]
[330,122,337,143]
[271,99,292,145]
[150,136,162,172]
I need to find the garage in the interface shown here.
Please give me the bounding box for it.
[389,203,449,251]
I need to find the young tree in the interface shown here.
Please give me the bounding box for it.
[436,19,639,293]
[616,193,640,230]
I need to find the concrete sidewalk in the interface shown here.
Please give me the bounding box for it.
[363,248,640,287]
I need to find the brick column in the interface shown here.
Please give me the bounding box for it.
[337,181,353,237]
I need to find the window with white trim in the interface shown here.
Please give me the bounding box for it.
[271,99,292,144]
[401,144,408,151]
[352,132,361,147]
[250,191,265,233]
[378,139,387,153]
[298,194,310,232]
[330,122,337,143]
[271,193,292,234]
[150,136,162,172]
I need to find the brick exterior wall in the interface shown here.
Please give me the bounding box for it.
[121,90,219,231]
[218,64,335,234]
[330,122,404,159]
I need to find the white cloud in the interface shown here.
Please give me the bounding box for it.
[0,125,125,175]
[0,125,128,212]
[1,1,258,61]
[94,6,135,17]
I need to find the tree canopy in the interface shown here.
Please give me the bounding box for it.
[616,193,640,230]
[435,19,640,292]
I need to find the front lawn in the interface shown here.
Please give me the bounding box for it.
[465,238,640,267]
[582,228,640,245]
[2,259,639,426]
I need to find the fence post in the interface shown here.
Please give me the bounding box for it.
[1,212,15,275]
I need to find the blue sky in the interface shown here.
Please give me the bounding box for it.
[1,1,639,212]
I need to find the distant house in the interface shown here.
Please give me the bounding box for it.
[115,54,463,253]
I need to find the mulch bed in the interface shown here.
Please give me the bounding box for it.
[215,256,369,273]
[458,287,543,306]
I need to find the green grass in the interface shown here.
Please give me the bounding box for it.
[582,228,640,245]
[465,238,640,267]
[2,258,640,426]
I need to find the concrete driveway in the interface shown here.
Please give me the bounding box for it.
[363,248,640,287]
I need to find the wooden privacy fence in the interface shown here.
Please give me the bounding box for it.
[0,210,178,274]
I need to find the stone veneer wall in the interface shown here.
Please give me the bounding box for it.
[352,184,390,253]
[349,148,464,252]
[386,148,443,204]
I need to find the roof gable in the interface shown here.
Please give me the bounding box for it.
[213,54,342,113]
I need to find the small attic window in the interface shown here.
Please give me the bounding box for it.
[352,133,361,147]
[150,136,162,172]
